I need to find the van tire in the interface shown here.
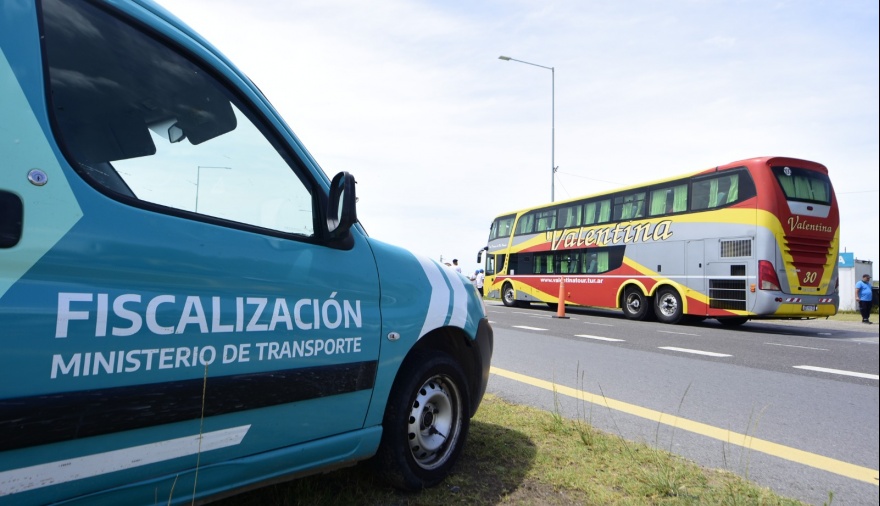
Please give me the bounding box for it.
[375,351,471,491]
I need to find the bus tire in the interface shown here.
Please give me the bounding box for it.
[375,350,470,491]
[654,287,683,324]
[717,316,748,327]
[502,284,517,307]
[622,286,651,321]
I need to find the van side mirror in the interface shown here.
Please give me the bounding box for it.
[327,171,357,248]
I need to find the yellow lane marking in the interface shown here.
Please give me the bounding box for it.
[491,366,879,485]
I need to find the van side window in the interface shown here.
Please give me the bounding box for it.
[41,0,315,237]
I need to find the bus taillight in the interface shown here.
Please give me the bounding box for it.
[758,260,781,291]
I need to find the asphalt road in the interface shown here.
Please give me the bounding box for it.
[483,301,879,506]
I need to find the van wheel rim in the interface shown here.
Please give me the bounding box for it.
[407,375,460,469]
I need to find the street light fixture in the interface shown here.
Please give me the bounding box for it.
[498,55,556,202]
[195,165,231,213]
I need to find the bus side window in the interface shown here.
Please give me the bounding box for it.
[614,193,645,220]
[671,184,688,212]
[560,204,582,228]
[597,199,611,222]
[649,189,669,216]
[633,192,646,218]
[710,177,731,208]
[535,210,556,232]
[585,253,598,273]
[584,201,598,225]
[516,213,535,235]
[725,175,739,203]
[560,253,578,274]
[691,180,711,211]
[531,253,549,274]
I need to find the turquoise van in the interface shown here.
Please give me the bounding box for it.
[0,1,493,504]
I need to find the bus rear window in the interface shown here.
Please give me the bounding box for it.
[772,166,832,205]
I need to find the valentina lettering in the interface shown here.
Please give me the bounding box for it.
[787,216,833,234]
[548,220,673,251]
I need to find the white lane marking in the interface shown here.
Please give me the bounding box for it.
[575,334,625,342]
[582,321,614,327]
[657,330,700,336]
[765,342,829,351]
[793,366,879,380]
[659,347,732,357]
[513,325,547,331]
[0,425,250,495]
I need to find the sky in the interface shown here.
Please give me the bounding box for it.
[158,0,879,278]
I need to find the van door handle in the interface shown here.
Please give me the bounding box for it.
[0,191,24,248]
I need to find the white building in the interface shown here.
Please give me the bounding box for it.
[837,252,874,311]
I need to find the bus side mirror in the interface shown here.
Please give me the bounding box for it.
[477,246,488,263]
[327,171,357,249]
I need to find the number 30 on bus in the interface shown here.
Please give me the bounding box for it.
[478,156,839,326]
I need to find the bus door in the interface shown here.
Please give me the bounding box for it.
[686,240,706,315]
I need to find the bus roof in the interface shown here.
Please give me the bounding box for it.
[492,155,827,219]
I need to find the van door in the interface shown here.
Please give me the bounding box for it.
[0,0,380,498]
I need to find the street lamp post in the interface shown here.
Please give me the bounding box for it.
[498,55,556,202]
[195,165,231,213]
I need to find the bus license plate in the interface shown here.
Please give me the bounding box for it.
[802,304,817,312]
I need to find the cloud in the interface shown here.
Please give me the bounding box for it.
[159,0,879,277]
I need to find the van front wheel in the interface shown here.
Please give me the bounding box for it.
[375,351,471,491]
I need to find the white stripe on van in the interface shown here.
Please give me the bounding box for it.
[414,256,470,337]
[416,256,452,338]
[0,425,250,496]
[438,265,468,328]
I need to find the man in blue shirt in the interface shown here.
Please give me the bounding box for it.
[855,274,874,324]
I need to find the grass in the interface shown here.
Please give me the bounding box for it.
[211,311,872,505]
[216,394,811,506]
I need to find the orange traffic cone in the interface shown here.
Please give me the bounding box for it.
[553,278,569,319]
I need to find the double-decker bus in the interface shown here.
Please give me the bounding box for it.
[479,156,839,325]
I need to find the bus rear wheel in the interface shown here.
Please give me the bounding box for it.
[622,287,651,321]
[502,284,517,307]
[654,287,683,324]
